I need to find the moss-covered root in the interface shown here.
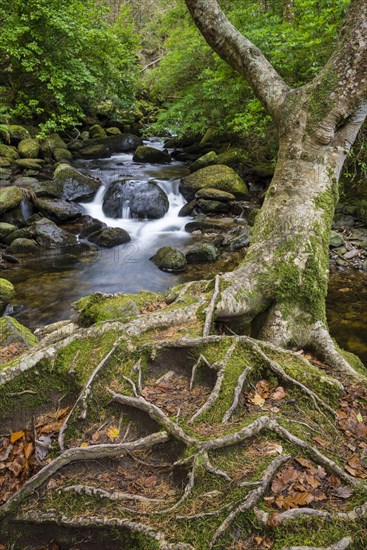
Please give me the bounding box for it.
[280,536,352,550]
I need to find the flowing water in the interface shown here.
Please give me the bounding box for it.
[3,138,367,365]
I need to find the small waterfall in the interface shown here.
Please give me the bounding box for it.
[20,199,33,221]
[122,199,131,219]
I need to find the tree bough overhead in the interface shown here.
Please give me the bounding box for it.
[1,2,367,550]
[184,0,367,377]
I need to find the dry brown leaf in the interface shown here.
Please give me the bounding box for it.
[271,387,286,401]
[295,457,313,469]
[347,454,361,469]
[313,436,327,447]
[24,442,34,460]
[250,393,265,407]
[10,431,25,444]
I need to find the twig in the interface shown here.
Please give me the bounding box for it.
[133,359,143,393]
[203,275,220,337]
[122,375,139,397]
[8,390,37,397]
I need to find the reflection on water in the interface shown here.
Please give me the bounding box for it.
[327,271,367,366]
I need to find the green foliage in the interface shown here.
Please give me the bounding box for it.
[144,0,350,140]
[0,0,139,132]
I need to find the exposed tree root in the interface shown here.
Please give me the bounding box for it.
[210,454,290,547]
[190,354,211,390]
[203,275,220,337]
[222,364,252,422]
[281,537,352,550]
[58,336,125,450]
[60,484,166,504]
[261,501,367,525]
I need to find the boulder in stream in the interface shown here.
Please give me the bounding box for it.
[33,197,82,222]
[48,164,101,202]
[31,217,78,248]
[88,227,131,248]
[186,242,219,263]
[7,238,39,254]
[0,279,15,315]
[150,246,187,272]
[0,187,23,216]
[103,179,169,220]
[133,146,171,164]
[180,165,250,201]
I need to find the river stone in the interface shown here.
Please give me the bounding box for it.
[33,197,82,222]
[186,242,219,263]
[178,200,198,217]
[0,187,23,216]
[185,219,235,233]
[223,230,251,251]
[0,279,15,315]
[190,151,218,173]
[330,231,345,248]
[195,188,236,201]
[133,146,171,164]
[0,158,12,168]
[53,147,73,162]
[197,199,231,214]
[0,223,18,241]
[180,165,250,201]
[0,144,19,162]
[4,227,34,245]
[15,158,45,171]
[0,316,38,350]
[0,205,29,227]
[102,179,169,220]
[32,217,78,248]
[7,238,39,254]
[18,138,40,159]
[88,227,131,247]
[50,164,101,201]
[86,133,143,153]
[40,133,67,154]
[89,124,107,139]
[106,127,121,136]
[7,125,30,143]
[150,246,187,272]
[78,215,107,238]
[79,144,110,159]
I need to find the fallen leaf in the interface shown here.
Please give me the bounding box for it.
[334,486,353,499]
[144,475,157,487]
[313,436,327,447]
[348,454,361,469]
[250,394,265,407]
[80,442,89,448]
[295,457,313,469]
[271,387,286,401]
[10,431,25,444]
[107,427,120,440]
[356,413,364,423]
[24,442,34,460]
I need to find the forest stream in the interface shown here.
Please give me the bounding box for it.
[2,138,367,365]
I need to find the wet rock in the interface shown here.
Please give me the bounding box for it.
[53,148,73,162]
[180,165,250,201]
[79,144,110,159]
[0,205,29,227]
[88,227,131,247]
[333,214,355,228]
[50,164,101,201]
[186,242,219,263]
[178,200,198,217]
[89,124,107,139]
[18,138,40,159]
[197,199,231,214]
[195,188,235,201]
[78,215,107,238]
[189,151,218,173]
[4,227,34,245]
[86,133,143,153]
[102,179,169,220]
[223,229,251,251]
[0,187,23,216]
[151,246,187,272]
[33,197,82,222]
[330,231,345,248]
[32,217,78,248]
[0,279,15,315]
[343,249,359,260]
[0,316,38,350]
[185,219,235,233]
[133,146,171,164]
[0,144,19,162]
[0,223,18,241]
[7,237,39,254]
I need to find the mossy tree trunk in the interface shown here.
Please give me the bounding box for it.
[185,0,367,374]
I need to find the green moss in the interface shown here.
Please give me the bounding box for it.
[307,68,339,129]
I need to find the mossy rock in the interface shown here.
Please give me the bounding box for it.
[133,146,171,164]
[0,144,19,162]
[50,164,101,201]
[217,148,250,169]
[180,165,250,201]
[14,158,45,171]
[3,227,34,245]
[74,291,158,326]
[150,246,187,272]
[0,223,18,241]
[197,198,231,213]
[53,148,73,162]
[7,125,30,143]
[186,242,219,263]
[89,125,107,139]
[18,138,40,159]
[190,151,218,173]
[7,238,39,254]
[40,133,67,153]
[0,279,15,315]
[33,197,82,222]
[79,144,110,159]
[31,217,78,248]
[0,316,38,351]
[0,186,23,216]
[0,158,12,168]
[330,231,345,248]
[105,127,121,136]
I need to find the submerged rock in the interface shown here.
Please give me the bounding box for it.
[102,179,169,220]
[180,165,250,201]
[151,246,187,272]
[133,146,171,164]
[88,227,131,248]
